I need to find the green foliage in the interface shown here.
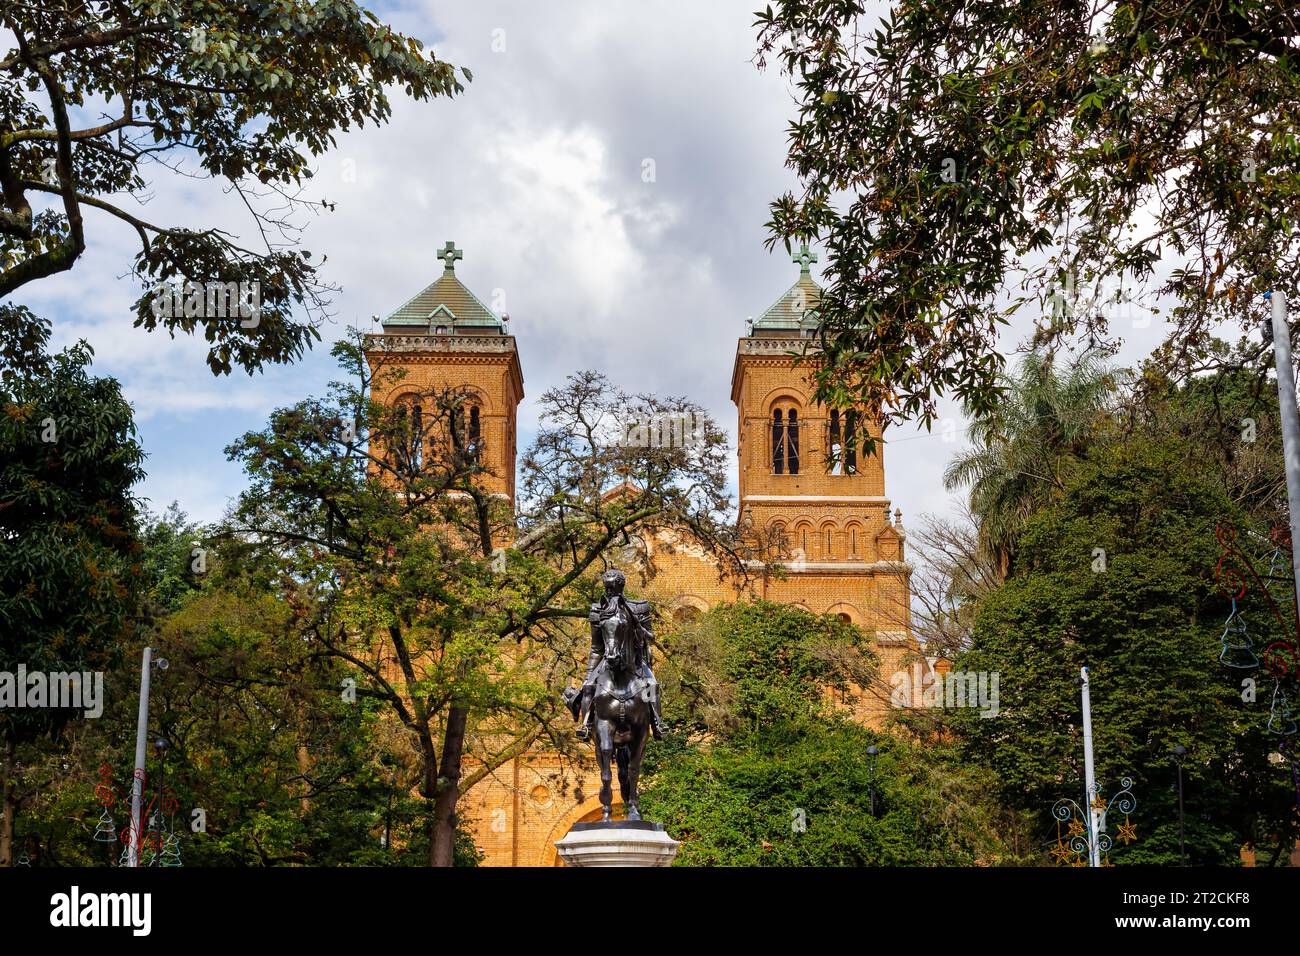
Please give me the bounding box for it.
[642,601,1010,865]
[756,1,1300,426]
[949,430,1299,864]
[1,1,467,373]
[13,547,483,867]
[643,721,1005,866]
[661,600,873,732]
[1132,357,1286,525]
[0,319,145,732]
[944,351,1120,572]
[137,503,210,614]
[0,318,145,862]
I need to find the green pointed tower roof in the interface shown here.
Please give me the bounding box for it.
[382,240,503,331]
[751,242,823,332]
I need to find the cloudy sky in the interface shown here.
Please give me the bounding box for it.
[19,1,1175,532]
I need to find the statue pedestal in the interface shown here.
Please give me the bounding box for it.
[554,820,680,867]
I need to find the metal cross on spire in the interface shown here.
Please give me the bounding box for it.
[793,241,817,275]
[439,240,463,272]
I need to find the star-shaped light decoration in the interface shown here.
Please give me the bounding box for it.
[1050,841,1072,864]
[1115,819,1138,845]
[1067,818,1086,837]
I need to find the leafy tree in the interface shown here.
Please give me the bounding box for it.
[641,601,1013,865]
[0,1,467,374]
[944,350,1119,574]
[658,600,874,734]
[642,721,1008,866]
[12,506,485,867]
[148,580,475,867]
[136,502,209,615]
[220,337,741,865]
[1129,353,1286,522]
[0,313,145,865]
[755,1,1300,427]
[949,431,1299,864]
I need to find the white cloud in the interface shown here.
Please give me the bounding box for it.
[12,0,1012,541]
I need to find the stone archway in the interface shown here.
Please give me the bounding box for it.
[670,594,708,627]
[826,601,862,625]
[539,794,611,867]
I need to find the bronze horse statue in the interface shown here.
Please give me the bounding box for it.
[564,570,661,822]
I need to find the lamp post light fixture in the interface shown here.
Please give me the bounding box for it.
[1171,744,1188,866]
[866,745,879,817]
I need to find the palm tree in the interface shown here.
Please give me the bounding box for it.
[943,351,1119,577]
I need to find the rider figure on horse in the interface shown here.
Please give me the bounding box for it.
[576,568,669,741]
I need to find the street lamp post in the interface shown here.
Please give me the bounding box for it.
[1080,666,1102,867]
[1265,291,1300,611]
[1171,744,1187,866]
[1053,667,1139,867]
[127,648,167,868]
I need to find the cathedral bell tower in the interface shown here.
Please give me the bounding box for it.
[730,244,913,710]
[364,240,524,506]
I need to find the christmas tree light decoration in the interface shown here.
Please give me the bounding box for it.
[1215,526,1261,668]
[92,763,118,843]
[93,809,117,843]
[1218,603,1259,669]
[93,764,182,866]
[1268,680,1297,735]
[159,830,183,867]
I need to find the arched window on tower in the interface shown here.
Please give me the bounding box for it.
[451,401,483,463]
[829,409,842,475]
[769,521,788,560]
[845,410,858,474]
[828,409,858,475]
[771,404,800,474]
[390,399,424,476]
[788,409,800,473]
[410,403,423,471]
[771,409,784,474]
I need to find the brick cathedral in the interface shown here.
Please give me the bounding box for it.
[364,242,921,865]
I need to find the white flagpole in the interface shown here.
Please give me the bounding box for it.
[127,646,152,868]
[1267,292,1300,610]
[1080,666,1101,868]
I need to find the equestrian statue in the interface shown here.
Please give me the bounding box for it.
[563,568,668,822]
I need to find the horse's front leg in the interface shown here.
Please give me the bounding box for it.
[596,720,614,822]
[624,723,649,822]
